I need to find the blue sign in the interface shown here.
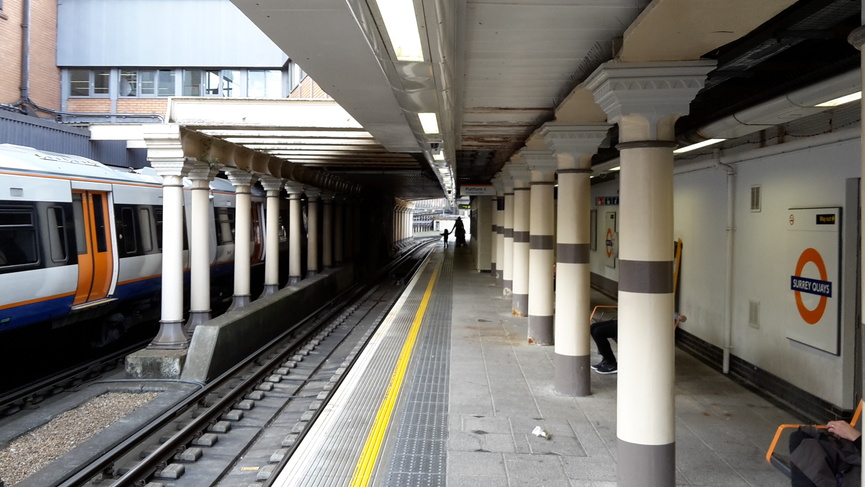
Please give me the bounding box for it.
[790,276,832,298]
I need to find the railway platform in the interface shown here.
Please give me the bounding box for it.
[270,241,799,487]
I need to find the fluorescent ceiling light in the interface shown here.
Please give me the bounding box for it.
[815,91,862,107]
[609,166,620,172]
[419,113,439,134]
[374,0,424,62]
[433,152,445,161]
[673,138,725,154]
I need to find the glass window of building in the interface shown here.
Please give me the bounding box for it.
[157,70,175,96]
[93,69,110,95]
[70,69,90,96]
[119,70,137,96]
[248,70,281,98]
[139,70,156,96]
[221,70,241,97]
[183,70,204,96]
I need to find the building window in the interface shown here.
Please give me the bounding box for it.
[70,69,110,96]
[248,70,282,98]
[119,69,174,97]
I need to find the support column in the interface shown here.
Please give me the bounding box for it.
[185,162,220,336]
[492,175,506,286]
[148,155,193,349]
[541,123,610,396]
[849,26,865,487]
[321,192,334,270]
[501,173,515,295]
[522,150,557,345]
[285,182,304,284]
[586,60,715,487]
[306,188,321,277]
[260,176,283,296]
[490,194,499,277]
[506,161,531,317]
[334,195,344,264]
[226,169,257,310]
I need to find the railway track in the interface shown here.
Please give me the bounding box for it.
[7,240,434,487]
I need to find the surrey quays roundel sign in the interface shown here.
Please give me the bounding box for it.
[786,208,840,355]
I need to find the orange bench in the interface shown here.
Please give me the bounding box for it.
[765,399,863,477]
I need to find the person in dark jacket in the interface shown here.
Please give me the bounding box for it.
[789,420,861,486]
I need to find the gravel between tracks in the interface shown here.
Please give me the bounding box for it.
[0,391,160,486]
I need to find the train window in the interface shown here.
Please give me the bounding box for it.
[72,194,87,254]
[215,207,235,245]
[0,207,38,267]
[139,207,154,253]
[154,207,163,250]
[91,194,108,252]
[46,206,68,262]
[118,207,138,255]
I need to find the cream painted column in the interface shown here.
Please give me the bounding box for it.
[586,60,715,487]
[490,194,499,278]
[306,188,321,277]
[185,162,220,336]
[492,174,506,287]
[259,176,283,297]
[321,192,334,270]
[284,182,304,284]
[849,25,865,487]
[507,161,531,317]
[501,173,515,296]
[522,150,557,345]
[334,195,344,264]
[146,147,193,349]
[226,169,257,310]
[541,123,609,396]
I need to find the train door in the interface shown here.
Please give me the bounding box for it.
[72,190,115,305]
[251,201,264,263]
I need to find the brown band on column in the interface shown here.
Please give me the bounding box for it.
[555,354,591,397]
[513,231,530,243]
[528,314,554,345]
[618,259,674,294]
[514,187,530,192]
[557,168,594,174]
[512,294,528,316]
[530,181,556,186]
[557,243,590,264]
[616,140,678,150]
[530,235,555,250]
[617,439,675,487]
[504,228,514,238]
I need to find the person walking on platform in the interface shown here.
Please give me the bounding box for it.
[590,313,686,375]
[452,217,466,247]
[441,228,450,248]
[789,420,861,487]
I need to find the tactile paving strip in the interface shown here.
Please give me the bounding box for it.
[380,252,452,486]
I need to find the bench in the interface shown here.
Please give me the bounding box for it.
[589,305,686,328]
[765,399,863,477]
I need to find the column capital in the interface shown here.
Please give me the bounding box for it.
[283,181,305,195]
[519,149,556,175]
[491,173,506,194]
[848,25,865,50]
[305,187,322,200]
[503,160,531,187]
[321,191,335,202]
[539,123,610,157]
[187,161,220,182]
[224,168,257,188]
[259,175,284,193]
[585,60,716,139]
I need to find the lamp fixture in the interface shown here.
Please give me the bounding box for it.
[373,0,424,62]
[419,112,439,134]
[815,91,862,107]
[674,138,725,154]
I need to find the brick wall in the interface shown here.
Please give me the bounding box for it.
[290,76,331,99]
[117,98,169,116]
[0,0,60,112]
[67,98,112,113]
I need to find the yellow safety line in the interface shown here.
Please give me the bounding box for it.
[349,261,442,487]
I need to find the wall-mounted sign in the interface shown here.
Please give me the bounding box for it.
[595,196,619,206]
[786,207,840,354]
[460,184,495,196]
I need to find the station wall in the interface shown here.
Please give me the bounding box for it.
[590,132,861,410]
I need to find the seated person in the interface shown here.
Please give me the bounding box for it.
[789,420,861,487]
[590,313,685,375]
